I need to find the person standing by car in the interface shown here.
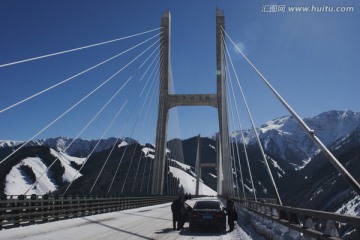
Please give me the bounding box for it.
[225,199,237,231]
[178,195,191,230]
[171,196,183,230]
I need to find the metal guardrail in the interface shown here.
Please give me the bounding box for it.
[234,198,360,240]
[0,194,177,230]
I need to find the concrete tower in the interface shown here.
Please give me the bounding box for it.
[152,9,234,197]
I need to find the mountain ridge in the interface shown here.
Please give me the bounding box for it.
[1,109,359,216]
[2,110,359,164]
[224,109,360,169]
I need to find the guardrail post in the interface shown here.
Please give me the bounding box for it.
[112,195,116,211]
[85,195,90,215]
[273,221,288,238]
[278,209,288,221]
[85,195,89,216]
[109,195,112,212]
[271,207,279,218]
[30,194,37,224]
[105,195,109,213]
[42,194,49,222]
[120,195,124,211]
[260,205,266,214]
[0,194,7,230]
[303,216,316,240]
[323,220,340,238]
[271,208,288,238]
[129,197,133,209]
[9,196,16,227]
[113,195,117,211]
[132,197,136,209]
[79,195,86,217]
[97,195,101,214]
[71,195,77,217]
[289,212,299,224]
[256,203,261,213]
[72,195,79,217]
[98,195,103,213]
[64,195,70,219]
[103,195,108,213]
[17,195,26,227]
[92,195,98,215]
[53,195,60,221]
[89,196,94,215]
[114,194,121,211]
[124,196,127,210]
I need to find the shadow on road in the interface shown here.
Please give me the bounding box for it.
[122,212,170,221]
[82,217,154,240]
[154,228,174,234]
[178,227,226,237]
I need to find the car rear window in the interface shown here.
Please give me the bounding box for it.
[194,201,221,210]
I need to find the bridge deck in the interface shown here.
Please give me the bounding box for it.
[0,197,264,240]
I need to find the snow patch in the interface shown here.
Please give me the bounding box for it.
[142,147,155,159]
[5,157,57,195]
[50,149,85,182]
[169,166,216,196]
[0,140,24,148]
[336,195,360,216]
[208,144,216,151]
[118,141,128,148]
[208,173,217,178]
[260,117,287,134]
[269,157,285,174]
[244,183,254,193]
[170,159,192,171]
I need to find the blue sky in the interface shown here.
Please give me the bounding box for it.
[0,0,359,144]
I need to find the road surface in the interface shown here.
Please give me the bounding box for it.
[0,197,265,240]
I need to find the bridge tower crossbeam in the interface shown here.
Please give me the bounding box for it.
[151,9,234,196]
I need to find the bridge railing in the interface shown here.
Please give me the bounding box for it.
[235,198,360,240]
[0,194,177,230]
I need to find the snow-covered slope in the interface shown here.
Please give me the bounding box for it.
[0,140,24,148]
[0,137,132,157]
[170,166,217,196]
[230,110,360,169]
[50,149,86,182]
[31,137,131,156]
[4,149,86,195]
[5,157,57,195]
[336,195,360,216]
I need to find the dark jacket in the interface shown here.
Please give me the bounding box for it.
[226,200,236,221]
[171,199,182,213]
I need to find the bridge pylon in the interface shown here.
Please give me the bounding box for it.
[151,9,234,197]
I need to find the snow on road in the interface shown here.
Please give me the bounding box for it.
[0,197,264,240]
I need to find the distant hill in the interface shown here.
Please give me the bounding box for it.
[1,110,359,216]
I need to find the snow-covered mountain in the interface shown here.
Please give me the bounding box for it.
[0,140,217,196]
[0,137,135,157]
[1,109,359,216]
[336,195,360,216]
[229,110,360,169]
[206,110,360,216]
[0,140,24,148]
[4,149,86,195]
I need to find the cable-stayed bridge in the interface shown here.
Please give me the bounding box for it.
[0,8,360,240]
